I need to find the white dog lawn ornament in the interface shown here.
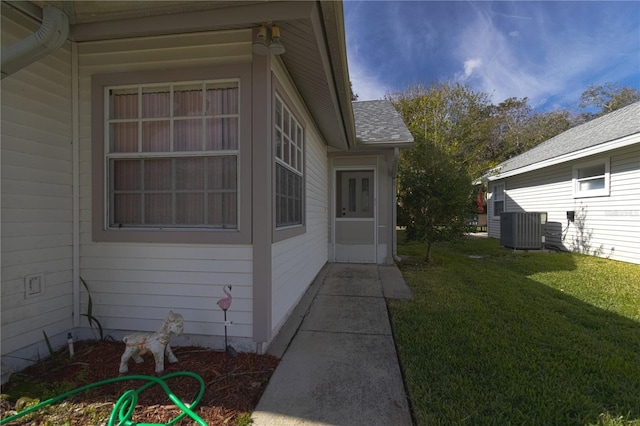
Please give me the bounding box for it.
[119,311,184,375]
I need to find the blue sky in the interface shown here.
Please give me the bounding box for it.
[344,1,640,112]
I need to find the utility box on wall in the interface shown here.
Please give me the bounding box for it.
[500,212,547,250]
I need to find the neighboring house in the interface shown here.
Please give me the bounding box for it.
[481,101,640,264]
[1,1,413,381]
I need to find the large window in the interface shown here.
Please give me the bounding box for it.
[92,65,251,244]
[492,183,505,217]
[573,158,610,198]
[274,93,304,228]
[106,81,239,228]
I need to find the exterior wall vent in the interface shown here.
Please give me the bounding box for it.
[500,212,547,250]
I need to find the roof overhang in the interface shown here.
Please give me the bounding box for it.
[11,0,355,150]
[352,140,415,151]
[480,132,640,183]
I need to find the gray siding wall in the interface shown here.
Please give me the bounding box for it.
[77,30,257,350]
[270,60,329,336]
[488,143,640,264]
[1,5,74,376]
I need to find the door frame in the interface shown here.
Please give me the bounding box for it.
[331,165,378,263]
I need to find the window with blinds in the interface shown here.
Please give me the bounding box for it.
[105,80,240,229]
[573,158,610,198]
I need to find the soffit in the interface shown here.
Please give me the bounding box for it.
[27,0,354,150]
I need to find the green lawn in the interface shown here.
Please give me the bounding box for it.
[391,234,640,425]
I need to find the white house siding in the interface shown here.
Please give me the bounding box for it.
[488,144,640,264]
[77,30,257,350]
[1,5,74,376]
[270,60,329,336]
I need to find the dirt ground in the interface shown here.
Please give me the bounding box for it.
[0,340,279,425]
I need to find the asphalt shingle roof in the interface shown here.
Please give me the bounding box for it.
[352,100,414,146]
[495,101,640,175]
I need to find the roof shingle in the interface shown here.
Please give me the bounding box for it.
[495,101,640,175]
[352,100,414,146]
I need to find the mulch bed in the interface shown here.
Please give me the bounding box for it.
[1,340,279,425]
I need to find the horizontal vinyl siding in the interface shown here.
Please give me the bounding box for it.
[77,30,255,343]
[270,61,329,335]
[490,144,640,264]
[1,5,74,358]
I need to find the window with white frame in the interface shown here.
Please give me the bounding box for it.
[105,80,239,229]
[274,94,304,228]
[492,183,505,217]
[573,158,610,198]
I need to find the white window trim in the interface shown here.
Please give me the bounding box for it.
[492,183,505,218]
[572,157,610,198]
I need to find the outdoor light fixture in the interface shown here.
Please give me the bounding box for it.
[252,23,286,56]
[269,24,286,55]
[252,24,270,55]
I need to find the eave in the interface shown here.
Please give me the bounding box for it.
[12,0,355,151]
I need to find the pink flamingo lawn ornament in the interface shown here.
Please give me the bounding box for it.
[217,285,237,357]
[217,285,232,311]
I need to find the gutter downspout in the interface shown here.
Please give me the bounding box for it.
[392,147,401,262]
[72,42,80,328]
[1,5,69,79]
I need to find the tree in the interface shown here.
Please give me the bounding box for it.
[391,82,493,178]
[350,81,359,101]
[397,137,473,261]
[390,82,483,260]
[579,82,640,118]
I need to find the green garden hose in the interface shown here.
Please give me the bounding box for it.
[0,371,207,426]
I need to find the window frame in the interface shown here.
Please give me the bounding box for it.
[492,183,505,218]
[92,65,252,244]
[272,76,306,242]
[572,157,610,198]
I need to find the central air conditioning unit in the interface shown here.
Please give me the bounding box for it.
[500,212,547,250]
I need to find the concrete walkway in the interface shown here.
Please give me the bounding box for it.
[252,263,414,426]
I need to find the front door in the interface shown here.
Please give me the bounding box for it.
[334,169,376,263]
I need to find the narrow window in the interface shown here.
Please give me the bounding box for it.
[493,183,505,217]
[274,93,304,228]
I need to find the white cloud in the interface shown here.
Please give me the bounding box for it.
[453,2,640,109]
[463,58,482,79]
[347,54,391,101]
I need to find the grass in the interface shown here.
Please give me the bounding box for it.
[391,233,640,425]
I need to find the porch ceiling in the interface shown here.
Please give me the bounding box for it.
[23,0,355,151]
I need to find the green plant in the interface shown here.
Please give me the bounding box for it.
[235,412,253,426]
[80,277,104,340]
[42,331,54,357]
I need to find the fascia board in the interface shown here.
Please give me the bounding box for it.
[484,133,640,182]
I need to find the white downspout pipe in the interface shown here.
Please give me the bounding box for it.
[392,147,401,262]
[1,5,69,79]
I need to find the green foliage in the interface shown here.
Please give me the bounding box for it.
[80,277,104,340]
[489,97,572,161]
[391,81,493,178]
[392,235,640,425]
[580,82,640,117]
[42,331,54,358]
[397,138,474,261]
[391,82,483,260]
[235,412,253,426]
